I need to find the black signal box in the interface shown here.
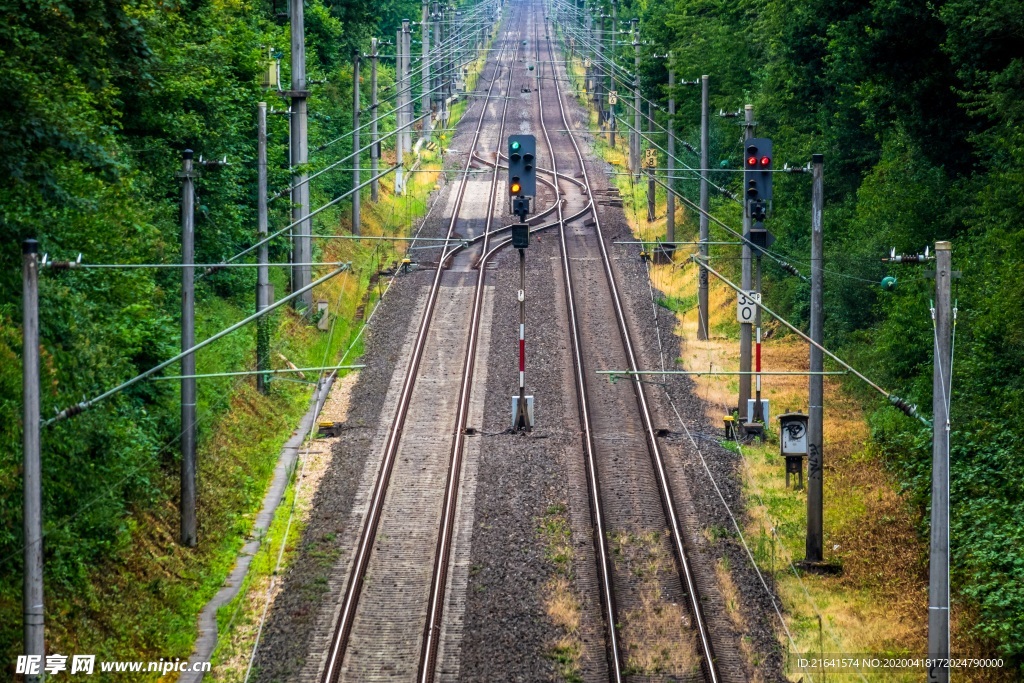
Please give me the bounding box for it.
[512,223,530,249]
[508,135,537,198]
[743,137,773,203]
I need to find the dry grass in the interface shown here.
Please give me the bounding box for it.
[539,503,584,683]
[715,558,769,682]
[546,576,582,633]
[609,530,698,676]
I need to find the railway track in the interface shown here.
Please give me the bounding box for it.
[532,4,723,680]
[318,9,531,681]
[314,2,725,680]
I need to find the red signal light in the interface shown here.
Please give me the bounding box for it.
[747,156,757,167]
[760,156,771,167]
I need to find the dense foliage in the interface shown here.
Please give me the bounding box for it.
[611,0,1023,663]
[2,0,1021,670]
[0,0,425,666]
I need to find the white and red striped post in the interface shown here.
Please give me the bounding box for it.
[519,320,526,392]
[514,247,532,430]
[754,254,764,421]
[755,325,762,418]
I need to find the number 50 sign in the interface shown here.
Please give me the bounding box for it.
[737,290,761,323]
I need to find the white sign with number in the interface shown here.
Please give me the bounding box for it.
[609,90,618,105]
[737,290,761,323]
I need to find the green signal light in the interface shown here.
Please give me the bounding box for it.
[511,141,521,151]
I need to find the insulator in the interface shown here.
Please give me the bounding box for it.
[63,402,87,418]
[778,260,804,279]
[889,395,918,418]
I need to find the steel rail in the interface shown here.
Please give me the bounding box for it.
[543,12,723,683]
[318,15,522,681]
[534,11,625,681]
[417,10,525,681]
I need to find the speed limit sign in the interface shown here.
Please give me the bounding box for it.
[737,290,760,323]
[608,90,618,105]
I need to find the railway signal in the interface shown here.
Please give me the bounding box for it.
[508,135,537,198]
[508,135,537,430]
[509,135,536,223]
[743,137,773,202]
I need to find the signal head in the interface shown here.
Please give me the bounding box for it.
[743,137,773,202]
[746,145,758,167]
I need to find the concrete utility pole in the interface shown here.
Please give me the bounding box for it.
[396,25,405,156]
[596,13,605,136]
[256,105,271,395]
[646,101,655,222]
[666,61,675,246]
[290,0,312,310]
[370,38,380,203]
[179,149,197,547]
[22,238,43,683]
[455,11,463,91]
[631,17,640,177]
[421,0,431,142]
[610,2,618,147]
[928,240,953,683]
[738,104,754,421]
[395,27,405,195]
[806,153,824,563]
[402,20,413,155]
[433,3,441,117]
[352,52,361,236]
[697,74,710,340]
[585,11,593,99]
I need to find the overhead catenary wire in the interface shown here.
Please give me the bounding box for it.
[553,15,752,204]
[694,255,929,425]
[43,265,351,426]
[645,173,808,281]
[309,11,494,157]
[208,163,400,271]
